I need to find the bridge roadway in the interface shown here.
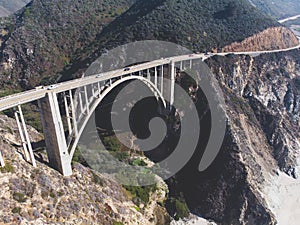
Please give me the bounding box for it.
[1,40,300,112]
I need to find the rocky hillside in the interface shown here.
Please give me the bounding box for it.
[0,114,171,224]
[207,50,300,179]
[0,0,298,90]
[0,0,31,17]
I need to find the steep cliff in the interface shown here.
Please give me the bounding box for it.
[178,49,300,224]
[207,50,300,178]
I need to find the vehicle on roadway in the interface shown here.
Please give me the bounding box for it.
[124,67,130,72]
[47,85,58,90]
[35,85,45,90]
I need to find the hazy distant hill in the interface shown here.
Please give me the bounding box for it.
[0,0,31,17]
[249,0,300,19]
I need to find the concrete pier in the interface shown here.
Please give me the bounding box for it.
[39,92,72,176]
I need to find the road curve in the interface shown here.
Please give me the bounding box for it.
[279,14,300,24]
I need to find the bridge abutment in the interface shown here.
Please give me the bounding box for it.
[39,92,72,176]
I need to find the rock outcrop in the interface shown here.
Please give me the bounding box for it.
[207,50,300,178]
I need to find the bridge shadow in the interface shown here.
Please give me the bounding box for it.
[94,79,170,152]
[74,69,231,222]
[11,139,50,167]
[31,140,50,166]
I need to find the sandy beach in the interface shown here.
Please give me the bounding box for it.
[264,171,300,224]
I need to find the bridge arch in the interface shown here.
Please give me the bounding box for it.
[68,75,167,159]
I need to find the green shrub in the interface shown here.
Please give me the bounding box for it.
[91,171,104,186]
[113,222,124,225]
[23,8,31,18]
[4,125,13,134]
[133,205,140,211]
[113,151,129,161]
[124,183,157,205]
[0,89,21,98]
[170,197,190,220]
[130,159,147,166]
[12,207,22,214]
[103,136,121,151]
[13,192,27,203]
[49,191,56,198]
[72,148,87,165]
[0,163,14,173]
[174,199,189,220]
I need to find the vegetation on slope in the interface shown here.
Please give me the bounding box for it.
[0,0,135,88]
[96,0,279,52]
[59,0,283,80]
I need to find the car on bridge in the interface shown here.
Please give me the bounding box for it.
[47,85,58,90]
[123,67,130,72]
[35,85,45,90]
